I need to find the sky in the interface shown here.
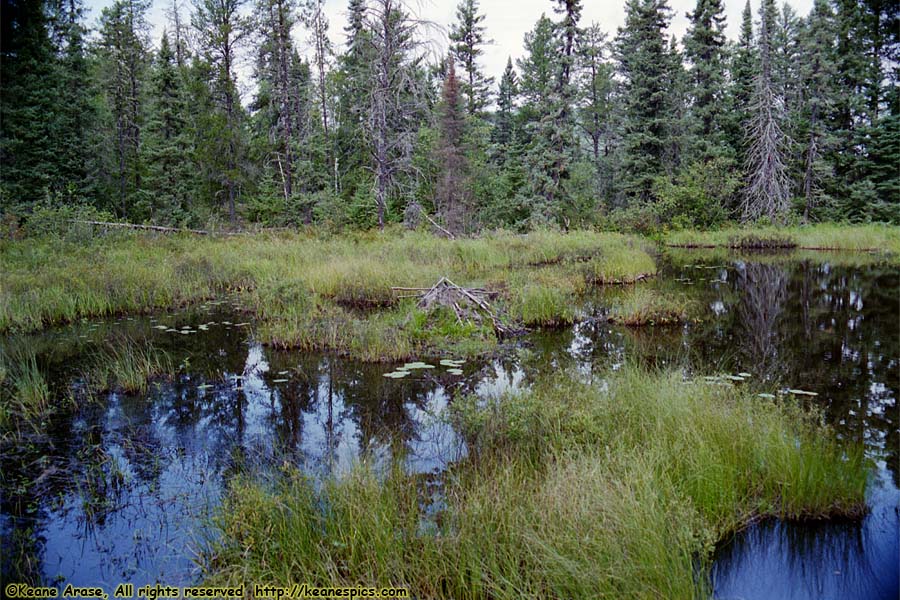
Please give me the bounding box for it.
[84,0,815,88]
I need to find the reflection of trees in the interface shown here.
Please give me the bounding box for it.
[713,518,894,600]
[736,262,790,382]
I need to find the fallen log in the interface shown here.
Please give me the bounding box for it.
[70,220,242,236]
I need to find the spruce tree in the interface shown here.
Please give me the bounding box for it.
[725,0,757,160]
[615,0,673,203]
[435,58,471,232]
[301,0,334,190]
[576,24,612,166]
[254,0,299,205]
[448,0,494,116]
[334,0,373,198]
[493,57,519,154]
[96,0,151,218]
[683,0,728,161]
[143,31,195,224]
[517,15,556,130]
[0,0,64,212]
[192,0,249,225]
[45,0,94,202]
[796,0,838,220]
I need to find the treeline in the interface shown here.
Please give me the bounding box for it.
[0,0,897,233]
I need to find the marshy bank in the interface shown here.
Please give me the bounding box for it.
[1,232,898,598]
[205,367,867,599]
[663,222,900,255]
[0,229,657,363]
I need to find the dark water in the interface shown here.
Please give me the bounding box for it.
[1,250,897,598]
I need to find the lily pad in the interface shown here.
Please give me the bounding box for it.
[401,362,435,370]
[272,378,289,383]
[738,372,752,378]
[447,368,463,375]
[383,371,410,378]
[787,388,819,396]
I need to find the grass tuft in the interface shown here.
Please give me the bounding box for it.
[87,340,174,394]
[605,286,694,326]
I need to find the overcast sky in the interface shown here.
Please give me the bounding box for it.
[85,0,814,87]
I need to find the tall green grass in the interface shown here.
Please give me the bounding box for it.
[203,366,868,598]
[0,349,51,429]
[86,339,174,394]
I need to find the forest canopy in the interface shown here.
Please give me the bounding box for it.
[0,0,897,234]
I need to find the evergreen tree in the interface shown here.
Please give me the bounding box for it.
[192,0,250,225]
[517,14,557,122]
[492,57,519,154]
[143,31,195,223]
[254,0,299,205]
[435,58,471,232]
[448,0,494,116]
[741,0,792,222]
[301,0,334,189]
[45,0,94,202]
[576,24,613,165]
[334,0,373,199]
[364,0,427,228]
[95,0,151,218]
[683,0,728,160]
[725,0,757,160]
[615,0,674,203]
[796,0,837,220]
[0,0,64,212]
[663,34,689,173]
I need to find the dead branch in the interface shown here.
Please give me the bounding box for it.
[70,220,243,236]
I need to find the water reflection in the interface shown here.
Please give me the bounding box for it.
[1,251,897,597]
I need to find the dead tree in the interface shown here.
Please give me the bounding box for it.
[741,0,792,223]
[363,0,426,229]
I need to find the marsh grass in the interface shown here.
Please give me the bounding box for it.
[510,284,577,327]
[582,239,658,284]
[0,349,51,428]
[2,230,661,361]
[203,366,867,599]
[665,223,900,257]
[605,286,695,326]
[1,229,657,336]
[86,339,174,394]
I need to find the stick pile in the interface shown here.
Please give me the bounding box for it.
[392,277,514,336]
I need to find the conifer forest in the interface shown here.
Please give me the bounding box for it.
[1,0,897,232]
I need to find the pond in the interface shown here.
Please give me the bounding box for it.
[1,249,897,598]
